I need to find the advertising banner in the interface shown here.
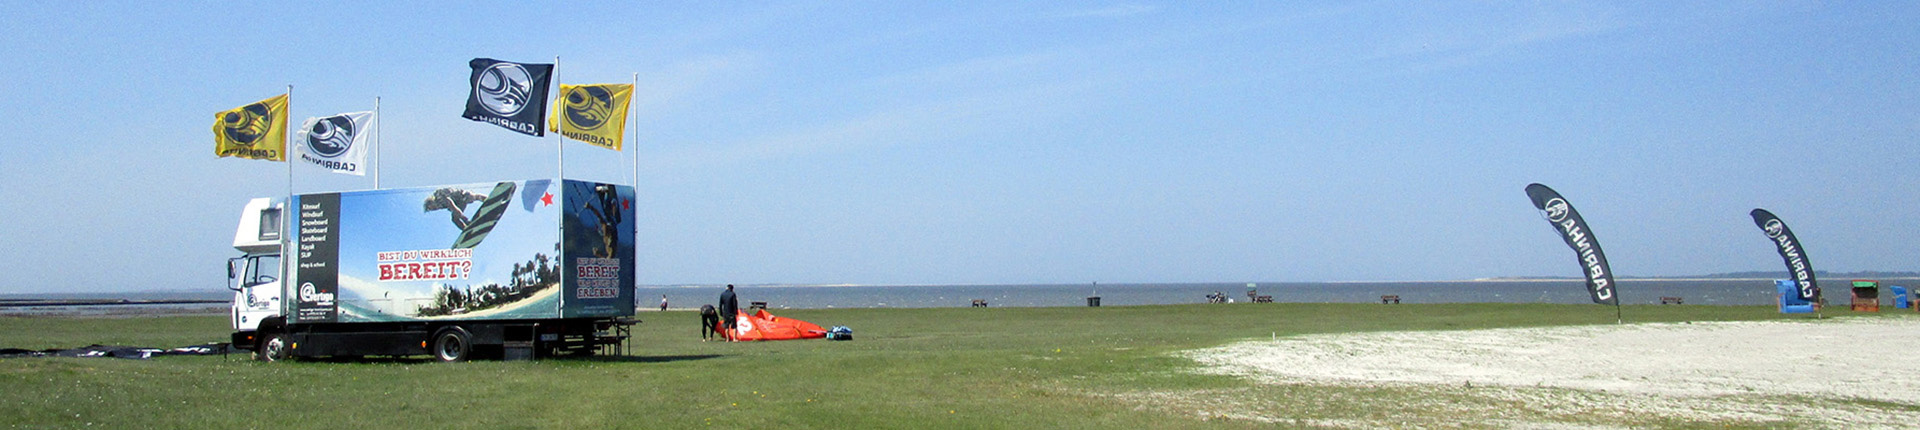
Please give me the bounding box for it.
[1525,184,1619,305]
[283,179,635,323]
[307,180,564,322]
[560,180,636,318]
[292,193,340,323]
[1751,208,1818,301]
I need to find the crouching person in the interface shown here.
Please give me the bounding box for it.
[700,304,720,341]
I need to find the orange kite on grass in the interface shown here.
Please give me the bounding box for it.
[720,309,828,341]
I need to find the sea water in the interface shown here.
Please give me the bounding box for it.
[641,279,1920,310]
[14,278,1915,314]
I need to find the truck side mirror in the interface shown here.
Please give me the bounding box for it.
[227,257,245,291]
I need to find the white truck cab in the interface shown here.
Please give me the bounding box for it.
[228,198,284,341]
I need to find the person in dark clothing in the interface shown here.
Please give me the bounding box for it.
[699,304,719,341]
[718,284,739,341]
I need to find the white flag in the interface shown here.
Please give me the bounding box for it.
[294,112,374,176]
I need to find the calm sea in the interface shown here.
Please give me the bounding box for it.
[641,279,1920,310]
[11,279,1917,314]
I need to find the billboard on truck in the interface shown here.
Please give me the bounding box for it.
[559,180,636,318]
[290,179,634,323]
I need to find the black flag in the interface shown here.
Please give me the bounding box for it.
[1751,209,1818,301]
[463,58,553,137]
[1525,184,1618,305]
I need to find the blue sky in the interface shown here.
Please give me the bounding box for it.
[1,2,1915,294]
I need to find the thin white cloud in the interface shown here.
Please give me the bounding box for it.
[862,50,1069,90]
[1054,4,1158,19]
[653,77,1107,168]
[633,52,766,117]
[648,45,1119,168]
[1359,2,1626,70]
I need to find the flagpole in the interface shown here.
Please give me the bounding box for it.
[1615,292,1623,325]
[284,84,295,304]
[554,55,564,182]
[631,72,639,188]
[373,96,382,190]
[631,73,641,297]
[285,86,294,200]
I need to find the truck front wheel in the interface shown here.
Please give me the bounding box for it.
[257,332,291,362]
[432,327,472,362]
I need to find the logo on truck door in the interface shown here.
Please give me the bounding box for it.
[300,282,335,306]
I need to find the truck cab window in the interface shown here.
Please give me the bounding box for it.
[246,255,281,286]
[258,207,282,241]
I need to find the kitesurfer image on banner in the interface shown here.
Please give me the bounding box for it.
[424,187,488,231]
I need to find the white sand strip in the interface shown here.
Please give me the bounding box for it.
[1188,317,1920,404]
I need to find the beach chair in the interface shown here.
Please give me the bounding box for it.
[1851,280,1880,312]
[1777,280,1816,314]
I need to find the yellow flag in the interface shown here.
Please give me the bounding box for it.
[549,83,632,151]
[213,94,289,161]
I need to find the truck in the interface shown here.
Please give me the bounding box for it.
[225,179,637,361]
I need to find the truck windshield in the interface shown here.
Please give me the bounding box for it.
[245,255,281,287]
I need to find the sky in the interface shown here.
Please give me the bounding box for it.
[1,2,1916,294]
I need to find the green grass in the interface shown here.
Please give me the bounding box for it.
[0,303,1902,429]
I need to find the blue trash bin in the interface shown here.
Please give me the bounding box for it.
[1893,286,1910,309]
[1777,280,1815,314]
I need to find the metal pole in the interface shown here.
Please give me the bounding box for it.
[285,85,294,201]
[374,96,381,190]
[1816,288,1824,319]
[630,73,640,313]
[553,56,565,318]
[284,84,295,315]
[1614,294,1623,324]
[631,72,639,187]
[554,56,563,181]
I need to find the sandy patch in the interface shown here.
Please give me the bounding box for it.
[1177,316,1920,428]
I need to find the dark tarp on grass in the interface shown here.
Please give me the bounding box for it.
[0,344,232,359]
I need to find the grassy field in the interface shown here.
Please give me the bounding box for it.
[0,303,1896,429]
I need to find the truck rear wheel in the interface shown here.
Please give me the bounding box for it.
[432,327,472,362]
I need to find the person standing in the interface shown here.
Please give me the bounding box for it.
[659,294,669,311]
[718,284,739,341]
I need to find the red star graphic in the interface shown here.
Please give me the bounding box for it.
[540,192,554,206]
[622,199,631,210]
